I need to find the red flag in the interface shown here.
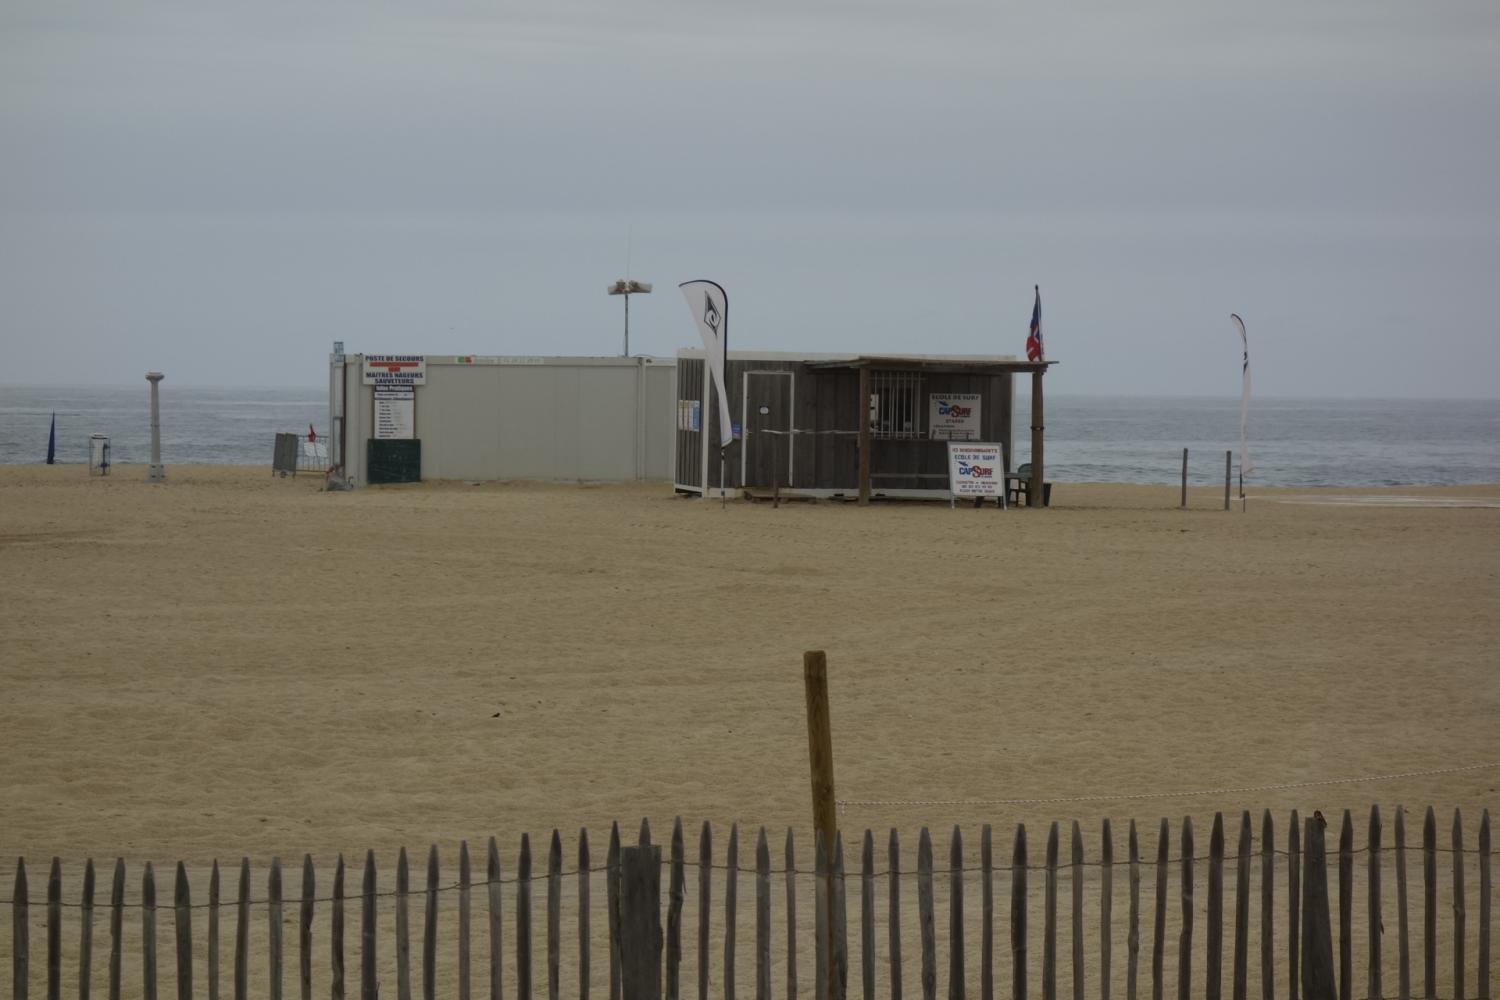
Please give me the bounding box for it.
[308,424,317,442]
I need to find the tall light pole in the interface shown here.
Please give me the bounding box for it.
[607,279,651,356]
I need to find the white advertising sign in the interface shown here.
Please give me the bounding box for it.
[375,385,415,439]
[364,355,426,385]
[677,399,702,432]
[947,442,1004,498]
[929,393,981,440]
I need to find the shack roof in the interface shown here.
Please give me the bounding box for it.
[676,348,1054,373]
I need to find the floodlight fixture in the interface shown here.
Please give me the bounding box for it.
[607,280,652,356]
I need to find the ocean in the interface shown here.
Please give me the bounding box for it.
[1,385,1496,488]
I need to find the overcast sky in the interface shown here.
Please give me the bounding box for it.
[3,0,1497,396]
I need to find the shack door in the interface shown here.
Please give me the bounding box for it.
[742,370,793,489]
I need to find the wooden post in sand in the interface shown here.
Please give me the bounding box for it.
[804,651,839,863]
[1224,451,1231,511]
[804,650,839,1000]
[1181,449,1188,508]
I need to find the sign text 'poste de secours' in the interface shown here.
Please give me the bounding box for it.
[363,355,426,386]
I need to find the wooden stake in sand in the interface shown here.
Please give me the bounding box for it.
[803,650,839,1000]
[803,651,838,863]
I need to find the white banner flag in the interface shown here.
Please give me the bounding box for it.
[1231,313,1254,478]
[679,279,734,449]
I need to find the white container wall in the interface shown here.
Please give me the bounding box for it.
[332,355,676,486]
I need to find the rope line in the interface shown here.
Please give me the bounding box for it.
[836,761,1500,811]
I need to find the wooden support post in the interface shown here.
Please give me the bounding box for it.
[857,368,871,505]
[1030,370,1045,506]
[1301,816,1335,1000]
[1224,451,1231,511]
[1181,449,1188,508]
[619,846,664,1000]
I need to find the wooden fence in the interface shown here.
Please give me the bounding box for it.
[5,806,1492,1000]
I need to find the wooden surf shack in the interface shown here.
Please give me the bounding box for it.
[674,350,1055,503]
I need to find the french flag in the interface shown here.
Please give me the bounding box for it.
[1025,285,1043,362]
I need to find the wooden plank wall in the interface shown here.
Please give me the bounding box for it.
[689,360,1017,493]
[4,808,1492,1000]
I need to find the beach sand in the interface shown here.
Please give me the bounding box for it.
[2,465,1497,994]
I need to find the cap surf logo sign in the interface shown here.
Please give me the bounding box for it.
[947,442,1004,497]
[928,393,981,440]
[678,280,734,449]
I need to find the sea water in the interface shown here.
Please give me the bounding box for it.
[1,385,1496,488]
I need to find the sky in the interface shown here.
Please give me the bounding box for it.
[2,0,1498,397]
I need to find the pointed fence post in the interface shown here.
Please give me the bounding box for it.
[15,858,30,1000]
[1178,820,1194,1000]
[1451,811,1465,1000]
[1337,812,1352,1000]
[1300,816,1335,1000]
[175,863,194,1000]
[1010,826,1026,1000]
[49,858,62,1000]
[1367,808,1382,1000]
[362,851,378,1000]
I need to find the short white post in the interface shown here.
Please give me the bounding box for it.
[146,372,166,481]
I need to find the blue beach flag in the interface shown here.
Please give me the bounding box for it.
[46,412,56,464]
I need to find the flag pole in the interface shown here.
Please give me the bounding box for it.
[721,297,729,509]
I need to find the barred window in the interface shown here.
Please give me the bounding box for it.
[869,371,925,439]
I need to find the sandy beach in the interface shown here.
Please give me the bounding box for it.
[2,465,1497,994]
